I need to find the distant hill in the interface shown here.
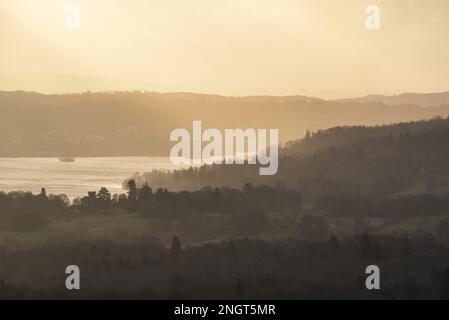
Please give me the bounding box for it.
[1,90,449,157]
[335,91,449,107]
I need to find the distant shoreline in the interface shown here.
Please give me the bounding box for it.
[0,157,184,199]
[0,155,170,159]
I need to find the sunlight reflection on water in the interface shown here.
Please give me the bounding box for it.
[0,157,184,198]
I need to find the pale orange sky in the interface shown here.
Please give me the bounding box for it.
[1,0,448,99]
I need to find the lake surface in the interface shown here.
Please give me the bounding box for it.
[0,157,184,199]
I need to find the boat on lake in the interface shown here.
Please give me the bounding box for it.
[58,157,75,162]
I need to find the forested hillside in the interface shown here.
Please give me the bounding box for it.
[140,117,449,206]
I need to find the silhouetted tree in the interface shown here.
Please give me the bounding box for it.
[439,268,449,299]
[400,235,413,258]
[327,234,340,250]
[170,235,182,257]
[243,183,254,194]
[139,183,153,201]
[405,278,420,299]
[39,188,47,199]
[360,233,372,259]
[437,218,449,244]
[227,239,237,257]
[98,187,111,202]
[127,180,137,201]
[234,278,245,299]
[126,179,138,211]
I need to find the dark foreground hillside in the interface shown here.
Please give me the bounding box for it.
[1,235,449,300]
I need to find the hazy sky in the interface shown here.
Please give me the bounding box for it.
[1,0,448,99]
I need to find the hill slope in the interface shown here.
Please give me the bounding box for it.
[1,90,449,156]
[336,91,449,107]
[140,117,449,202]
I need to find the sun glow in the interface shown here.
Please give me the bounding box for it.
[1,0,449,98]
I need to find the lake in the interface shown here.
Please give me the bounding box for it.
[0,157,185,199]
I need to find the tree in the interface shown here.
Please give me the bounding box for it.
[234,278,245,299]
[170,235,182,256]
[399,235,412,258]
[305,129,311,140]
[126,180,138,211]
[439,268,449,299]
[127,179,137,201]
[243,183,254,194]
[327,234,340,250]
[72,197,82,206]
[98,187,111,202]
[405,277,420,300]
[437,218,449,244]
[39,188,47,199]
[139,183,153,201]
[227,239,237,257]
[360,233,372,259]
[54,194,70,208]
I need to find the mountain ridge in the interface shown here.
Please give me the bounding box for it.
[335,91,449,107]
[3,89,449,105]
